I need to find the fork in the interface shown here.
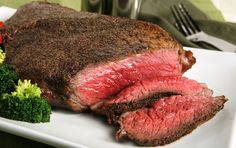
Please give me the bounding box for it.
[171,4,236,52]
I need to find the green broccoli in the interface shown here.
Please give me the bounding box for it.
[0,64,19,94]
[0,48,19,94]
[0,80,52,123]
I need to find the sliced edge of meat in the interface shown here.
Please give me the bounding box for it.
[5,1,196,112]
[116,95,227,146]
[92,76,212,118]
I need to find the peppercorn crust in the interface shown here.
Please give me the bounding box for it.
[5,2,195,111]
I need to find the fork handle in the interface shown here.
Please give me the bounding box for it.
[188,32,236,52]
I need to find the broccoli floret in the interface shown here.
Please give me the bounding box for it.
[0,95,51,123]
[0,64,19,94]
[0,48,18,94]
[0,48,5,64]
[12,79,41,99]
[0,49,51,123]
[0,80,52,123]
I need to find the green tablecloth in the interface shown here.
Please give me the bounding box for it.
[139,0,236,50]
[0,0,235,147]
[0,0,81,10]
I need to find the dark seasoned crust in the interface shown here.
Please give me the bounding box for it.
[116,96,227,146]
[93,92,177,120]
[5,2,195,110]
[5,1,92,32]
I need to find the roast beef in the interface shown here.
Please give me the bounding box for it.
[116,95,227,146]
[3,2,228,146]
[5,2,195,111]
[92,76,213,118]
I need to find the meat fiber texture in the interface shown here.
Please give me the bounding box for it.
[116,95,227,146]
[92,76,213,118]
[3,2,227,147]
[5,2,195,111]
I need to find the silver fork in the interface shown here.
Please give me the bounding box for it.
[171,4,236,52]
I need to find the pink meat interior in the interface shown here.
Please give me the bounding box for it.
[103,76,212,105]
[70,49,182,106]
[120,95,226,141]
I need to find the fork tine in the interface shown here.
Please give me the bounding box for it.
[174,22,181,32]
[179,4,201,33]
[172,5,195,36]
[174,5,195,35]
[171,6,188,36]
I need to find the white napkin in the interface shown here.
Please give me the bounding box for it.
[212,0,236,23]
[0,6,16,22]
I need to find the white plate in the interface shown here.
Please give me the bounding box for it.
[0,47,236,148]
[0,6,16,22]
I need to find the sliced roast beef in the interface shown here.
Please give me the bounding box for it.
[5,2,195,111]
[3,2,228,147]
[116,95,227,146]
[92,76,213,117]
